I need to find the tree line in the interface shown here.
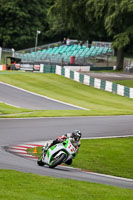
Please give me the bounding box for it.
[0,0,133,69]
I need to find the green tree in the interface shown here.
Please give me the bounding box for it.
[104,0,133,69]
[49,0,133,70]
[48,0,107,41]
[0,0,48,50]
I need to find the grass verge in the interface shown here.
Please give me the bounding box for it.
[27,137,133,179]
[114,80,133,88]
[0,169,133,200]
[0,102,31,115]
[0,72,133,117]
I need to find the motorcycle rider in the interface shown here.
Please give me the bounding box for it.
[43,130,82,165]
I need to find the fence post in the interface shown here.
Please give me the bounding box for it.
[0,47,2,62]
[12,48,15,57]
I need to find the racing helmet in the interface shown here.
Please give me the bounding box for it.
[72,130,82,141]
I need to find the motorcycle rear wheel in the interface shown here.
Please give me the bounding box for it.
[49,153,66,168]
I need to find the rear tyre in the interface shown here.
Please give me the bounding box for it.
[49,153,66,168]
[65,159,72,165]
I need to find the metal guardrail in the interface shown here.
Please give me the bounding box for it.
[15,40,83,54]
[15,41,62,54]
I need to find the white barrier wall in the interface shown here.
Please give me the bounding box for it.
[105,81,113,92]
[0,65,3,70]
[117,84,124,96]
[94,78,101,89]
[55,65,133,99]
[130,88,133,98]
[40,64,44,73]
[0,65,6,71]
[74,71,80,82]
[84,75,90,86]
[56,65,62,75]
[65,68,70,78]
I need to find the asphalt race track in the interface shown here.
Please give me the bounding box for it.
[0,83,133,189]
[0,82,84,110]
[1,116,133,189]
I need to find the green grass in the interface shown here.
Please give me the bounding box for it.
[28,137,133,179]
[0,102,91,118]
[0,169,133,200]
[1,72,133,117]
[114,80,133,88]
[0,102,31,115]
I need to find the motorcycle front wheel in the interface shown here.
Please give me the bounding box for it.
[37,155,45,166]
[49,153,66,168]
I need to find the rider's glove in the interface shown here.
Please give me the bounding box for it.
[57,136,67,142]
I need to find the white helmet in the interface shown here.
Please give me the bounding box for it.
[72,130,82,141]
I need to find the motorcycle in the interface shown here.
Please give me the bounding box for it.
[37,138,78,168]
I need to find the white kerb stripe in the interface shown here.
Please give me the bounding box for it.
[74,71,80,82]
[94,78,101,89]
[56,65,62,75]
[130,88,133,98]
[105,81,113,92]
[9,149,26,153]
[65,68,70,78]
[83,75,90,85]
[117,84,124,96]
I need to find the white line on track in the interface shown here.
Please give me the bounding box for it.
[84,171,133,182]
[59,165,133,182]
[81,135,133,140]
[1,115,133,120]
[0,81,89,111]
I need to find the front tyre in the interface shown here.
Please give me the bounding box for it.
[49,153,66,168]
[37,155,45,166]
